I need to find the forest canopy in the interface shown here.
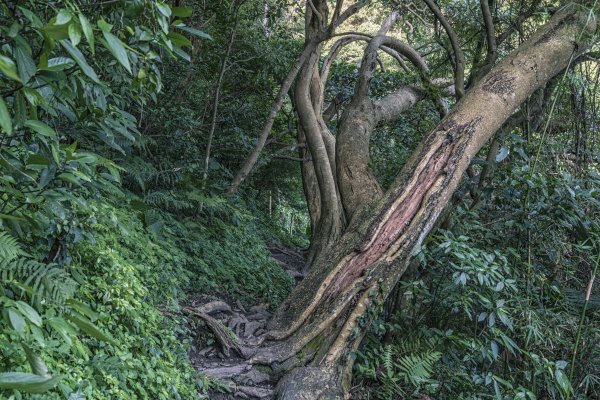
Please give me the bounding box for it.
[0,0,599,399]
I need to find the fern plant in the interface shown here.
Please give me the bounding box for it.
[355,336,442,399]
[1,258,77,307]
[0,230,113,396]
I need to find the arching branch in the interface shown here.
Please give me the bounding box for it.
[422,0,465,99]
[354,12,401,99]
[330,0,370,32]
[321,34,410,86]
[228,40,320,194]
[228,0,370,195]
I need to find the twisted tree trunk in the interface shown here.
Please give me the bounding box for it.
[211,3,596,398]
[248,7,595,399]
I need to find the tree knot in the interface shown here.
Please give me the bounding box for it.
[482,70,516,96]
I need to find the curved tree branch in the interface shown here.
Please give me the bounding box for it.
[228,0,370,194]
[422,0,465,99]
[227,39,319,194]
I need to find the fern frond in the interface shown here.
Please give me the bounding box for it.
[1,257,77,305]
[396,349,441,386]
[145,191,194,211]
[383,345,394,378]
[0,230,22,261]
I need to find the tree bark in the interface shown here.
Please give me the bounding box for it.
[251,8,595,398]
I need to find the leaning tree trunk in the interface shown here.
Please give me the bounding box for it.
[247,8,595,399]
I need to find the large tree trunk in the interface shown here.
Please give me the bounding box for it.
[247,8,595,399]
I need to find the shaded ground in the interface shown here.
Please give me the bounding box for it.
[185,243,306,399]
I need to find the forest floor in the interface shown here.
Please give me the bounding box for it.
[186,243,306,399]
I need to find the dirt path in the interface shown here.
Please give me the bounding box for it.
[186,243,306,399]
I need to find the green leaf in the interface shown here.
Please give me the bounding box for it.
[0,373,61,394]
[97,18,113,33]
[67,314,115,344]
[22,88,45,107]
[13,92,27,127]
[25,120,56,137]
[0,213,25,221]
[60,40,100,83]
[175,25,212,40]
[50,142,61,165]
[79,14,94,54]
[38,167,54,188]
[8,308,26,334]
[172,45,191,62]
[58,172,82,186]
[0,55,23,82]
[15,44,37,83]
[48,317,77,346]
[101,31,132,73]
[15,301,42,327]
[167,31,192,48]
[156,1,172,17]
[555,369,571,395]
[7,22,20,38]
[38,32,56,69]
[0,97,13,135]
[490,340,499,360]
[42,57,75,71]
[157,15,169,34]
[17,6,44,29]
[27,154,50,166]
[44,21,70,41]
[55,9,73,25]
[68,23,82,46]
[172,6,193,17]
[23,345,50,377]
[66,299,99,321]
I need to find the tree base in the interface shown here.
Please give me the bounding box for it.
[275,367,344,400]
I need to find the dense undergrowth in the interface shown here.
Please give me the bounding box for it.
[353,151,600,399]
[1,184,298,399]
[0,1,301,397]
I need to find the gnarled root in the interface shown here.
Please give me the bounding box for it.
[183,306,251,358]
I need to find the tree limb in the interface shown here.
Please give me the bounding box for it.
[422,0,465,99]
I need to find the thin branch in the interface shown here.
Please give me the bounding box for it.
[355,12,400,99]
[227,39,320,194]
[496,0,541,46]
[422,0,465,99]
[273,155,312,162]
[203,3,242,185]
[480,0,497,63]
[332,0,345,25]
[330,0,370,31]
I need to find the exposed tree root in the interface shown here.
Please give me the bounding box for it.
[183,307,250,358]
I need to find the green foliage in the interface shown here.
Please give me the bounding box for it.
[0,195,204,398]
[356,336,442,399]
[0,1,217,397]
[355,160,600,399]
